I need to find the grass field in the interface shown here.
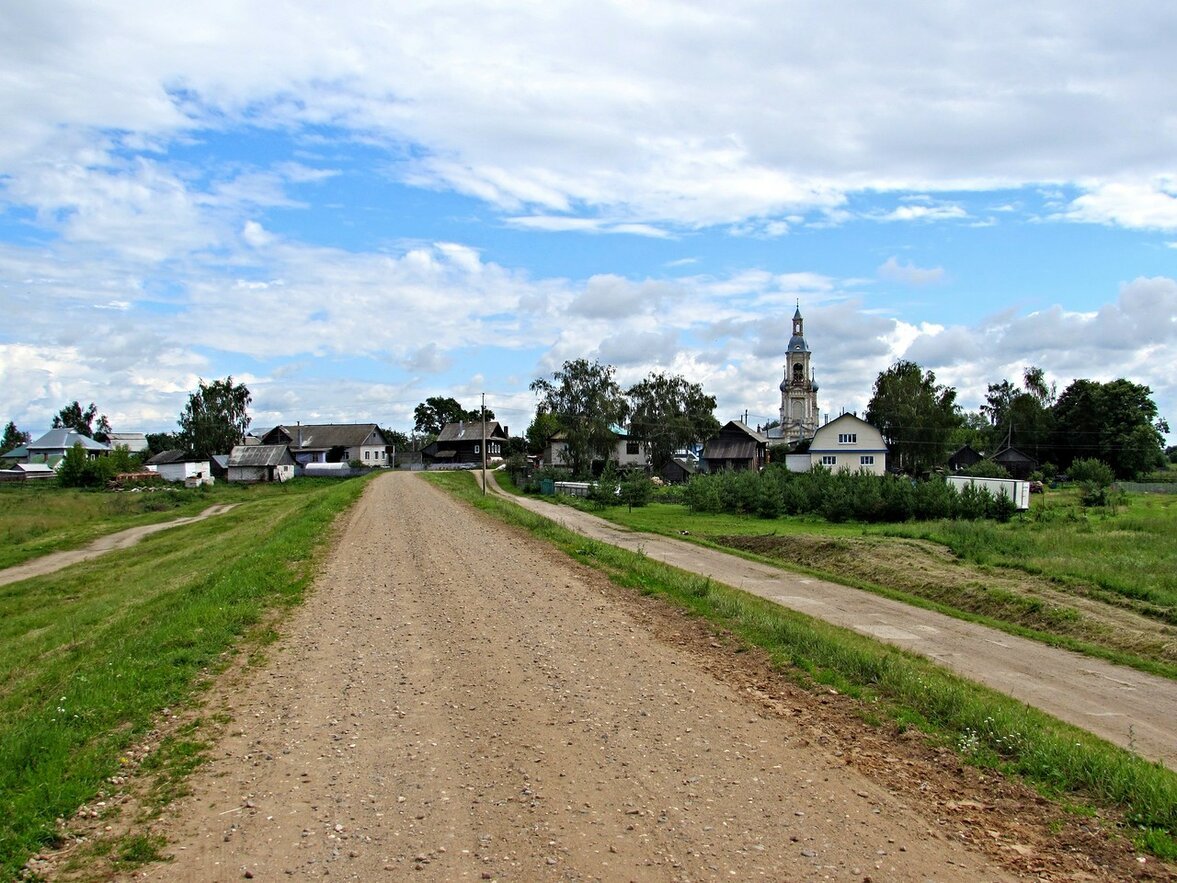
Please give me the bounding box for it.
[437,470,1177,856]
[0,482,294,571]
[0,476,372,879]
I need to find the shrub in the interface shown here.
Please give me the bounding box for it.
[963,459,1010,478]
[1069,458,1116,506]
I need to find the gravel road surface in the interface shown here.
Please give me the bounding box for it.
[491,475,1177,770]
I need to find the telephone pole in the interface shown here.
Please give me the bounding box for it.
[481,392,487,496]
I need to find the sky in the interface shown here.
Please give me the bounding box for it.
[1,1,1175,444]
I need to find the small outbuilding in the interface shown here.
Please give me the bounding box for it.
[991,445,1037,480]
[227,444,296,483]
[146,449,213,484]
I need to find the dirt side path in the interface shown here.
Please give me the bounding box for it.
[112,473,1162,881]
[0,504,237,588]
[488,478,1177,770]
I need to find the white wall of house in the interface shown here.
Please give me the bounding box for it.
[807,413,888,476]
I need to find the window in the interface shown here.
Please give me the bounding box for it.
[364,451,369,459]
[626,441,640,455]
[838,433,857,444]
[860,455,874,466]
[821,455,837,466]
[474,444,480,454]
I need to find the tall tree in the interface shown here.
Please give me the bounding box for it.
[525,407,561,456]
[1,421,31,453]
[93,414,113,444]
[178,376,252,458]
[626,372,720,473]
[530,359,628,476]
[865,360,959,474]
[1053,378,1166,478]
[145,431,183,456]
[1022,365,1056,407]
[52,401,98,437]
[412,396,489,436]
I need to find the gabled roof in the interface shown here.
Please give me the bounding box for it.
[228,444,295,467]
[147,449,199,465]
[107,432,149,452]
[28,429,109,452]
[264,423,387,450]
[993,445,1036,464]
[436,421,508,443]
[714,420,768,443]
[1,444,29,459]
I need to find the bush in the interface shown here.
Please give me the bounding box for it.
[1069,458,1116,506]
[963,459,1010,478]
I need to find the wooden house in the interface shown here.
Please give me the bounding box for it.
[700,421,768,472]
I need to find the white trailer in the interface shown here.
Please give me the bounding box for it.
[946,475,1031,510]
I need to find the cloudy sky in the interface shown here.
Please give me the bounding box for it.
[2,1,1175,442]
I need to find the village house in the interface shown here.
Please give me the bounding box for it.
[803,413,888,475]
[25,429,109,463]
[542,426,650,474]
[261,423,392,467]
[425,421,510,466]
[700,421,768,472]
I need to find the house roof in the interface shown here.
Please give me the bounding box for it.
[1,444,29,458]
[265,423,387,450]
[436,421,507,443]
[107,432,149,452]
[28,429,109,452]
[14,462,55,474]
[228,444,294,467]
[993,445,1036,464]
[146,449,195,465]
[703,438,760,460]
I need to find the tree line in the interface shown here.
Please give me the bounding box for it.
[866,361,1169,479]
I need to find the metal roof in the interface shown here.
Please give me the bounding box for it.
[436,421,507,443]
[266,423,386,450]
[28,429,110,452]
[228,444,294,467]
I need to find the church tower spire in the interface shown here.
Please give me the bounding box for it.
[779,302,819,442]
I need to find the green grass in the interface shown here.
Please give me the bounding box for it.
[0,476,373,879]
[0,481,299,571]
[534,484,1177,676]
[879,492,1177,616]
[432,470,1177,854]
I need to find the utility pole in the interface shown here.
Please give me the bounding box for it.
[481,392,487,496]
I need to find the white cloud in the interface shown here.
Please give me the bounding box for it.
[3,2,1176,235]
[1061,178,1177,231]
[877,256,947,286]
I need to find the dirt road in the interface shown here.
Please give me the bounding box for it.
[108,473,1162,881]
[491,477,1177,770]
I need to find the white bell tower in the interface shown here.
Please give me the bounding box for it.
[778,304,819,442]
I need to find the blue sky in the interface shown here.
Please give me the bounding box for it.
[1,1,1175,442]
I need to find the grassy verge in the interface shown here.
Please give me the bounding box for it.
[430,470,1177,856]
[0,482,297,571]
[535,488,1177,679]
[0,476,373,879]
